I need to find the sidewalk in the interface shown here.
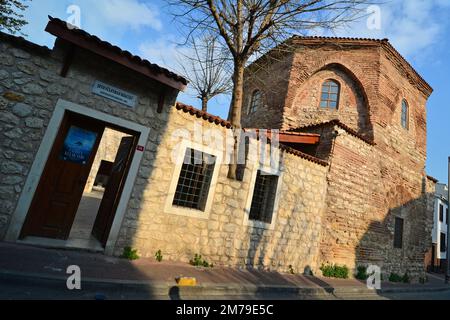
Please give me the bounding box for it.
[0,242,449,299]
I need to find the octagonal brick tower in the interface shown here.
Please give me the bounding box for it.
[241,36,435,280]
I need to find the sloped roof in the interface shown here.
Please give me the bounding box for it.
[290,36,432,96]
[248,35,433,97]
[291,119,376,146]
[175,102,233,128]
[45,16,187,91]
[175,102,327,166]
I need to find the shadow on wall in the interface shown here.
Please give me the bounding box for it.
[355,177,433,283]
[239,174,322,276]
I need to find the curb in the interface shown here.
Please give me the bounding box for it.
[1,269,449,299]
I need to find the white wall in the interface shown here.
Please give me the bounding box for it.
[433,197,448,260]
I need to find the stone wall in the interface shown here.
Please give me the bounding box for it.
[84,128,130,193]
[0,35,178,239]
[1,34,330,275]
[114,107,329,273]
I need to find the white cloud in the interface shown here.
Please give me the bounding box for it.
[321,0,450,60]
[21,0,162,48]
[138,37,183,70]
[92,0,162,31]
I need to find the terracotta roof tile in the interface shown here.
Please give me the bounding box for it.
[46,16,187,90]
[175,102,328,166]
[279,144,328,167]
[0,31,51,54]
[291,36,433,96]
[292,119,376,146]
[249,35,432,97]
[175,102,232,128]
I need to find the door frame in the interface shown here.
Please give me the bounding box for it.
[5,99,150,255]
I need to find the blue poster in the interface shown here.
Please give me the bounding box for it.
[60,126,98,165]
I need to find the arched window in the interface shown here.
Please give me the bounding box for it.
[249,90,262,114]
[401,99,409,129]
[320,80,340,109]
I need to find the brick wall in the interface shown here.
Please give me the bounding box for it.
[242,38,434,280]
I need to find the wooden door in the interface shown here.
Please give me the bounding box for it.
[92,136,137,247]
[20,112,105,240]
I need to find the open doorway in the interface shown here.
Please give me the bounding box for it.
[68,128,134,250]
[19,111,139,251]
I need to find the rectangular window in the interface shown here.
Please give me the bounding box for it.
[249,171,279,224]
[441,233,446,253]
[172,148,216,211]
[446,207,449,225]
[439,204,444,222]
[394,217,404,249]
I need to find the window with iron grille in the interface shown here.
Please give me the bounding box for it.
[439,203,444,222]
[249,90,262,114]
[320,80,340,109]
[441,233,447,252]
[394,217,404,249]
[401,99,409,129]
[249,171,279,224]
[172,148,216,211]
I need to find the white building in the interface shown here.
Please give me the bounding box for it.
[431,183,449,271]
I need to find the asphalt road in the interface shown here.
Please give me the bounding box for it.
[1,276,450,300]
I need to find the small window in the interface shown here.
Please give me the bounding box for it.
[320,80,340,109]
[439,204,444,222]
[394,217,404,249]
[172,148,216,211]
[249,171,279,224]
[441,233,446,253]
[249,90,262,114]
[401,99,409,129]
[446,207,449,224]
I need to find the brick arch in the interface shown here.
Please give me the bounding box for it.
[289,56,375,113]
[288,60,374,138]
[313,63,371,114]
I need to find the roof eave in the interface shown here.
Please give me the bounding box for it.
[45,19,187,92]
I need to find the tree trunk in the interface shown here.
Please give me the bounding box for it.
[201,96,208,112]
[227,60,245,180]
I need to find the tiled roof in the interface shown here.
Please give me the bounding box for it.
[0,31,51,54]
[249,35,432,96]
[45,16,188,91]
[292,119,376,146]
[291,36,433,96]
[292,35,388,43]
[279,144,328,167]
[175,102,328,166]
[427,175,438,183]
[175,102,232,128]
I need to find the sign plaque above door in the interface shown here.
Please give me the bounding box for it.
[92,81,138,108]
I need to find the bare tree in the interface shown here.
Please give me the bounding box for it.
[167,0,373,179]
[178,35,232,112]
[0,0,30,34]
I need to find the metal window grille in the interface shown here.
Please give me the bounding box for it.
[320,80,340,109]
[249,171,279,224]
[249,90,261,114]
[394,217,404,249]
[173,148,216,211]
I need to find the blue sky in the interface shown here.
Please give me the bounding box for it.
[19,0,450,184]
